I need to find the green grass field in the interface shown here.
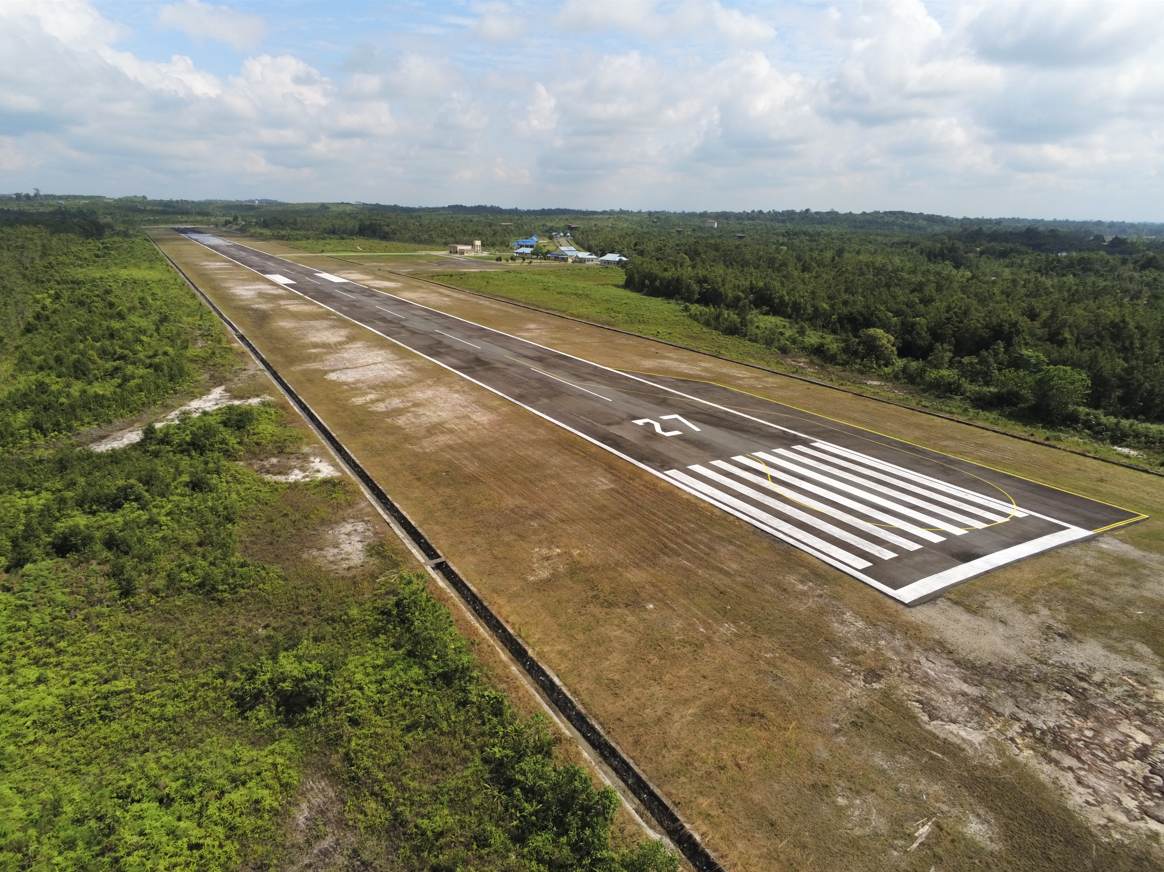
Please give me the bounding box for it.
[427,267,800,359]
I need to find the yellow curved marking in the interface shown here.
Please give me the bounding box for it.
[619,368,1144,533]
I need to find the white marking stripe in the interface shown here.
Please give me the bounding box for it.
[434,329,481,349]
[812,442,1029,518]
[734,456,945,543]
[753,451,967,536]
[891,527,1092,602]
[263,273,295,285]
[315,272,350,283]
[771,449,987,530]
[667,470,872,569]
[710,459,922,551]
[333,289,355,298]
[689,465,897,559]
[791,445,1008,523]
[532,369,612,401]
[375,305,405,318]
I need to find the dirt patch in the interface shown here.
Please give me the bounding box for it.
[308,520,375,571]
[826,577,1164,839]
[281,774,355,872]
[248,448,341,482]
[90,386,269,452]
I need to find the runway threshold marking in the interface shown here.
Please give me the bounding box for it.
[620,368,1143,532]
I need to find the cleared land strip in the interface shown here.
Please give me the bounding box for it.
[150,233,723,872]
[150,228,1164,871]
[172,228,1143,604]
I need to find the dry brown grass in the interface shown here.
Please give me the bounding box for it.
[152,228,1164,871]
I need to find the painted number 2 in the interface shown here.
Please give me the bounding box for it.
[632,415,702,436]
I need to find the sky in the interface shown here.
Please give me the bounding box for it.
[1,0,1162,220]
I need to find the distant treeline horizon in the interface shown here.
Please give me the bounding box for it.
[4,194,1162,238]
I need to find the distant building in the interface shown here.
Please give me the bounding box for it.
[599,253,627,265]
[734,234,746,239]
[448,240,482,254]
[574,251,598,263]
[705,220,718,228]
[514,235,538,248]
[567,224,580,230]
[514,246,534,256]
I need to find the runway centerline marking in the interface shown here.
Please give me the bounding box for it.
[375,305,405,318]
[530,366,613,401]
[434,329,481,349]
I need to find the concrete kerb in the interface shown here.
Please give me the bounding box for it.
[150,234,727,872]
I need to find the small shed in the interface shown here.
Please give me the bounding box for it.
[705,220,718,228]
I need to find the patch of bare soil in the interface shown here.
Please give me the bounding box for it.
[827,550,1164,842]
[281,774,355,872]
[248,447,341,482]
[309,520,376,571]
[89,386,270,452]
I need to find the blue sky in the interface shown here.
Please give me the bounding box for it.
[1,1,1162,220]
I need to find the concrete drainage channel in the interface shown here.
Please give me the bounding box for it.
[153,238,726,872]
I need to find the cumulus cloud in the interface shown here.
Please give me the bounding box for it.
[0,0,1161,218]
[157,0,267,51]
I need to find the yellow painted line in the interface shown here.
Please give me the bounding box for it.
[1092,515,1149,534]
[620,368,1144,521]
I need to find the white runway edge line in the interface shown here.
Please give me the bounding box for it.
[811,441,1029,519]
[179,232,1090,604]
[708,459,922,551]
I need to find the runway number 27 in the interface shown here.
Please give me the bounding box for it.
[633,415,701,436]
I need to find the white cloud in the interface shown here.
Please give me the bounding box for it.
[157,0,267,51]
[0,0,1161,218]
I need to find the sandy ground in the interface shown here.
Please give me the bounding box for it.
[154,229,1164,871]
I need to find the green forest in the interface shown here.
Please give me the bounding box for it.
[0,211,677,871]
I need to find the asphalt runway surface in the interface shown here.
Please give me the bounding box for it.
[175,229,1145,605]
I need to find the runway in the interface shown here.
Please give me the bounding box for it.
[174,229,1145,604]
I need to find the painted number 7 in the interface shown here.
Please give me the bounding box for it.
[632,415,702,436]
